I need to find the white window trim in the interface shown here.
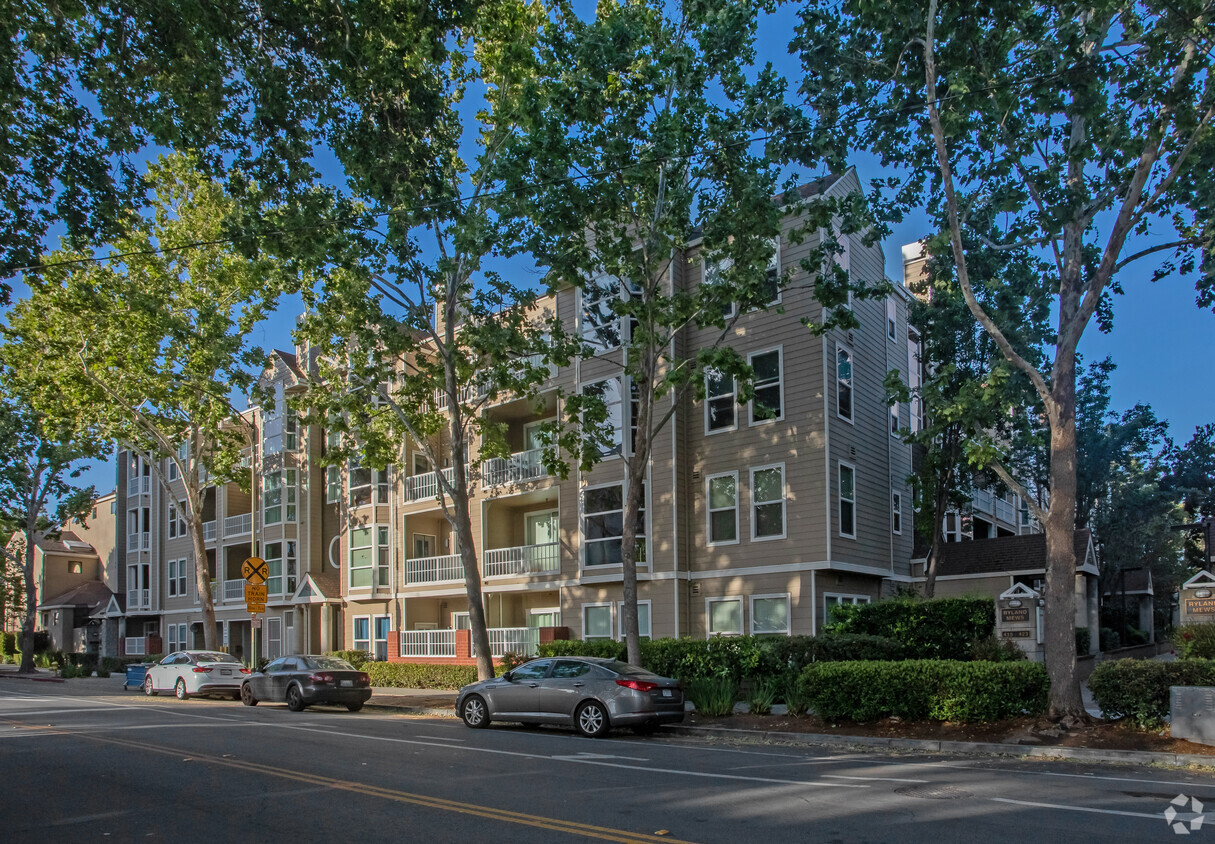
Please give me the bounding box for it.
[168,559,178,597]
[703,368,737,436]
[705,256,737,320]
[576,280,623,353]
[890,401,900,437]
[750,462,787,542]
[886,296,897,341]
[326,464,341,504]
[705,596,744,638]
[749,593,792,636]
[617,599,652,639]
[705,471,740,547]
[748,346,784,426]
[835,343,854,425]
[892,491,903,535]
[579,480,649,570]
[348,524,387,591]
[582,602,614,640]
[823,592,870,627]
[838,461,857,540]
[352,614,372,652]
[529,607,562,627]
[579,376,624,461]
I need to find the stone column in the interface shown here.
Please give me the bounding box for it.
[1087,576,1100,655]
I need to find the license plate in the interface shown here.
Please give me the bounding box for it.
[341,680,353,687]
[662,689,672,697]
[220,669,231,675]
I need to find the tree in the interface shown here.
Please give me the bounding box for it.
[503,0,875,665]
[0,396,101,672]
[1163,424,1215,569]
[1,154,299,650]
[795,0,1215,720]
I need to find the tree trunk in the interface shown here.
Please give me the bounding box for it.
[19,524,36,673]
[452,489,494,680]
[1043,353,1085,721]
[189,510,218,650]
[924,466,954,599]
[620,451,645,667]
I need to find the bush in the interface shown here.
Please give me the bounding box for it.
[686,677,736,716]
[96,667,111,678]
[498,651,531,672]
[325,650,372,670]
[101,656,146,673]
[746,678,779,715]
[537,639,627,661]
[1174,624,1215,659]
[825,597,995,661]
[782,671,811,716]
[810,633,905,663]
[32,632,49,652]
[58,663,77,679]
[1,632,15,656]
[1075,627,1091,656]
[1099,627,1121,651]
[1088,658,1215,728]
[365,662,480,690]
[801,660,1049,723]
[970,636,1027,662]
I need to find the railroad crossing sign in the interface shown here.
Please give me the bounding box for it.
[241,557,267,585]
[244,584,267,603]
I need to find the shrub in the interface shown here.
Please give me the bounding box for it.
[801,660,1049,723]
[537,639,627,660]
[781,671,811,716]
[746,678,779,715]
[365,662,480,690]
[970,635,1027,662]
[1075,627,1091,656]
[498,651,531,672]
[825,597,995,661]
[1125,626,1150,646]
[1174,624,1215,659]
[1,632,15,656]
[32,632,49,652]
[810,633,905,663]
[101,656,146,673]
[96,667,111,678]
[686,677,736,716]
[325,650,372,670]
[1088,658,1215,728]
[58,663,77,679]
[1099,627,1121,651]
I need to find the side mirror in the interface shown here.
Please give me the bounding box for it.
[501,670,513,682]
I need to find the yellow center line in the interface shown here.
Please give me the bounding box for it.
[4,721,695,844]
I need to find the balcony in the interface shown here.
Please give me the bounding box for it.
[126,476,151,497]
[224,513,251,537]
[972,488,994,515]
[995,498,1017,524]
[405,467,455,502]
[203,520,217,542]
[482,448,548,487]
[483,542,560,577]
[432,381,488,411]
[405,554,464,585]
[223,579,245,602]
[400,629,458,658]
[124,637,146,656]
[126,589,151,610]
[472,627,539,658]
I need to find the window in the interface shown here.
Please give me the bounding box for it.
[167,459,178,482]
[373,615,391,661]
[168,559,178,596]
[583,604,613,640]
[705,368,735,433]
[262,385,284,457]
[376,468,390,504]
[823,594,869,626]
[706,597,743,636]
[890,401,900,436]
[751,595,791,635]
[266,542,284,595]
[349,525,390,589]
[892,492,903,535]
[581,483,646,566]
[264,473,282,525]
[751,464,786,540]
[706,472,738,545]
[581,378,623,458]
[887,296,897,341]
[283,410,298,451]
[167,623,178,653]
[69,560,82,574]
[907,337,923,434]
[749,348,783,424]
[580,277,622,351]
[349,460,371,506]
[353,616,370,654]
[617,601,652,639]
[836,229,851,296]
[838,463,856,539]
[628,380,640,454]
[528,608,561,628]
[178,558,188,595]
[761,238,781,305]
[286,540,298,594]
[326,465,340,503]
[836,346,853,422]
[167,501,186,539]
[704,257,736,319]
[512,659,552,681]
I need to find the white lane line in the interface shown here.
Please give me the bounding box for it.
[0,707,149,717]
[989,797,1163,821]
[553,752,649,762]
[823,774,929,784]
[985,768,1215,790]
[415,735,465,742]
[43,810,131,827]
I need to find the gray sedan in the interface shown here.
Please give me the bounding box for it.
[456,657,684,737]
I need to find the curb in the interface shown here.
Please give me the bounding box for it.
[0,672,64,683]
[659,723,1215,768]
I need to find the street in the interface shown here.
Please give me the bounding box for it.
[1,681,1213,843]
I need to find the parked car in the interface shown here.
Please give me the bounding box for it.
[240,655,372,712]
[456,657,684,737]
[143,651,250,700]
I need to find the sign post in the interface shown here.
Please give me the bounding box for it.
[242,556,267,667]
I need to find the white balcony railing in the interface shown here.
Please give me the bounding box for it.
[203,520,217,542]
[972,488,994,515]
[405,467,455,502]
[399,629,458,658]
[483,542,560,577]
[224,513,251,537]
[995,498,1017,525]
[405,554,464,584]
[482,448,548,487]
[124,637,146,656]
[223,579,245,601]
[432,381,489,411]
[472,627,540,658]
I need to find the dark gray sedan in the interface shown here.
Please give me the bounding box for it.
[456,657,684,737]
[240,655,372,712]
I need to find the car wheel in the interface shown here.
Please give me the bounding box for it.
[143,675,156,696]
[345,702,364,713]
[175,679,189,701]
[575,700,610,738]
[240,683,258,707]
[286,684,306,712]
[460,694,489,729]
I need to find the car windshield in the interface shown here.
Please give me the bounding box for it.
[304,656,355,670]
[602,661,658,678]
[194,652,240,664]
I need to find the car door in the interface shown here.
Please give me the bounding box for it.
[150,653,179,691]
[267,658,297,701]
[250,658,282,700]
[537,659,595,722]
[489,659,551,719]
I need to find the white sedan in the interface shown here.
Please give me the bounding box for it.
[143,651,250,700]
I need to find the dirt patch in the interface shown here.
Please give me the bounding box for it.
[685,712,1215,756]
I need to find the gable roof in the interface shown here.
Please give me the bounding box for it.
[292,568,341,603]
[37,580,114,612]
[33,531,98,556]
[934,528,1098,578]
[1103,568,1153,596]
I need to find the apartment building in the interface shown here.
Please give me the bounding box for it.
[112,170,918,664]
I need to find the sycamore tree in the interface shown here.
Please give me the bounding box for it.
[502,0,877,666]
[0,394,102,672]
[796,0,1215,720]
[1,154,299,650]
[297,2,577,681]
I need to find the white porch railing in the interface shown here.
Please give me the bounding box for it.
[473,627,539,658]
[224,513,251,537]
[203,520,217,542]
[399,629,458,658]
[223,579,245,601]
[482,448,548,487]
[483,542,560,577]
[405,467,455,501]
[405,554,464,584]
[124,637,146,656]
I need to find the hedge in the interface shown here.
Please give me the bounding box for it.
[1173,625,1215,659]
[1088,658,1215,728]
[365,662,479,690]
[825,597,995,661]
[325,650,373,670]
[801,660,1049,722]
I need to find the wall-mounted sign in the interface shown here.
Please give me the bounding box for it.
[1001,629,1033,639]
[1008,600,1023,608]
[1197,589,1213,599]
[1185,597,1215,615]
[1001,607,1031,624]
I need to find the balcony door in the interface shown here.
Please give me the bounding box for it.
[524,511,558,573]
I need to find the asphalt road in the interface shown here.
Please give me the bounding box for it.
[2,679,1213,843]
